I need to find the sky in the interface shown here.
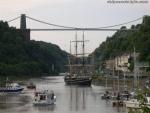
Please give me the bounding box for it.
[0,0,150,53]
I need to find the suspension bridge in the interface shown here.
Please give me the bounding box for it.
[7,14,143,40]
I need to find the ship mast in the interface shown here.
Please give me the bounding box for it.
[82,31,85,66]
[82,31,86,76]
[70,31,90,76]
[133,47,137,90]
[75,31,78,64]
[69,41,72,76]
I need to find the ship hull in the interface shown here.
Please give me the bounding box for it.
[64,77,92,86]
[0,88,24,93]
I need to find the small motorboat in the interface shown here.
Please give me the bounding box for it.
[111,92,124,107]
[33,90,56,105]
[101,91,111,100]
[0,83,24,94]
[26,82,36,89]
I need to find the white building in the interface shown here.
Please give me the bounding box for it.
[105,54,130,72]
[115,54,130,72]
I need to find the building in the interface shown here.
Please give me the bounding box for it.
[105,59,115,71]
[115,54,130,72]
[105,54,130,72]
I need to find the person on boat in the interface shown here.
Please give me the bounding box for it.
[117,92,121,101]
[49,90,55,100]
[106,91,109,95]
[51,91,54,99]
[105,91,110,99]
[126,92,130,100]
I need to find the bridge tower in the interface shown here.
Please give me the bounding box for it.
[20,14,26,29]
[19,14,30,40]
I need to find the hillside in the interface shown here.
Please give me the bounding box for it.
[0,21,68,79]
[92,16,150,70]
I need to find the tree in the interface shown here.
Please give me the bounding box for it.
[128,88,150,113]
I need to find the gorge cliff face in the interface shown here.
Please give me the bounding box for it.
[92,16,150,71]
[0,21,68,78]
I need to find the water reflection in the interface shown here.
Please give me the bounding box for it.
[33,104,56,111]
[69,86,90,111]
[0,94,30,109]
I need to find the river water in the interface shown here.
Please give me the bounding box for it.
[0,76,127,113]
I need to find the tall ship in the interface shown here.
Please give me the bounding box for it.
[64,31,93,86]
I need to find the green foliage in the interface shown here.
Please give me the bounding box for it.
[128,88,150,113]
[128,56,134,71]
[0,21,68,79]
[92,16,150,71]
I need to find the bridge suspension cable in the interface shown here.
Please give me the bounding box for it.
[6,14,143,31]
[94,17,143,29]
[7,16,20,23]
[26,15,143,30]
[26,16,77,29]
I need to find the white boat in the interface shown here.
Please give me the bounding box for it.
[125,97,150,108]
[125,99,140,108]
[33,90,56,105]
[0,83,24,94]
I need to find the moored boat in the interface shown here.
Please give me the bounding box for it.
[125,98,140,108]
[33,90,56,105]
[64,74,92,86]
[101,91,111,100]
[64,32,93,86]
[26,82,36,89]
[125,97,150,108]
[0,83,24,94]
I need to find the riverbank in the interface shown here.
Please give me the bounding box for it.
[0,74,59,86]
[92,75,148,91]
